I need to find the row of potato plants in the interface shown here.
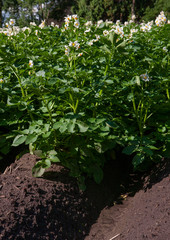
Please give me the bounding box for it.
[0,12,169,188]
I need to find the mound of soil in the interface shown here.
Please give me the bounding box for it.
[0,153,169,240]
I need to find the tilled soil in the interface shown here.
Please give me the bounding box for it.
[0,153,169,240]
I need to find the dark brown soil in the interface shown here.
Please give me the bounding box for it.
[0,153,169,240]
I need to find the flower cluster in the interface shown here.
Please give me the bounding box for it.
[155,11,167,26]
[0,26,20,36]
[84,21,93,27]
[129,28,138,38]
[114,25,124,38]
[64,40,80,56]
[140,22,152,32]
[39,20,45,29]
[124,21,129,26]
[96,20,103,28]
[30,22,36,26]
[87,35,100,46]
[64,15,80,30]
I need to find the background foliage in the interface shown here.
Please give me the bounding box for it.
[0,0,170,27]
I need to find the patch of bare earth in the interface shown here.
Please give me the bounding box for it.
[0,153,169,240]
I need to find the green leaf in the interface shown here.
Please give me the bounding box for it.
[77,121,89,133]
[67,119,76,133]
[47,150,56,155]
[122,145,137,155]
[100,45,111,54]
[25,134,38,145]
[32,162,45,177]
[12,135,27,146]
[127,92,134,101]
[33,150,43,157]
[59,123,68,133]
[49,156,60,163]
[106,121,118,128]
[100,125,110,132]
[36,70,45,77]
[142,147,153,156]
[88,118,96,123]
[109,32,117,45]
[42,132,51,138]
[96,118,106,124]
[105,80,114,84]
[147,145,158,150]
[44,159,51,168]
[135,76,140,86]
[132,153,145,169]
[53,121,62,130]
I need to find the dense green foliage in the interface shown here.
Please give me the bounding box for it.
[72,0,170,22]
[0,13,170,189]
[143,0,170,21]
[72,0,131,22]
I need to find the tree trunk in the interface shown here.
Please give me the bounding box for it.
[0,0,2,27]
[131,0,135,16]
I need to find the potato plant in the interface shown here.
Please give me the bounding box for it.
[0,12,169,189]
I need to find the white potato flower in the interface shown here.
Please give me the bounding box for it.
[30,22,36,26]
[9,19,15,26]
[85,21,92,27]
[116,20,120,25]
[39,20,45,29]
[88,40,94,46]
[69,41,80,50]
[29,60,34,68]
[84,28,91,34]
[140,74,150,82]
[5,22,9,28]
[74,21,80,28]
[163,47,168,52]
[103,30,109,36]
[114,25,124,37]
[64,45,70,56]
[78,53,83,57]
[72,15,78,21]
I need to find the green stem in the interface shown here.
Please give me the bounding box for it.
[11,66,25,98]
[166,88,169,99]
[104,64,109,76]
[104,54,112,76]
[132,90,143,139]
[11,66,34,121]
[41,96,57,144]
